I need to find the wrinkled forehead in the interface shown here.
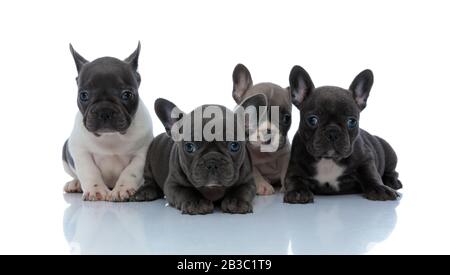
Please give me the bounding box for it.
[306,87,360,117]
[78,58,136,88]
[179,105,244,141]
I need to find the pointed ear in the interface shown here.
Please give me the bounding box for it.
[349,69,374,110]
[69,44,89,73]
[289,65,314,109]
[154,98,184,137]
[232,63,253,103]
[124,41,141,71]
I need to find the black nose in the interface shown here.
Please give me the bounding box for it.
[327,129,339,142]
[206,161,219,171]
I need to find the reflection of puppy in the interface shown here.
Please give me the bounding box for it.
[232,64,292,196]
[285,66,402,204]
[62,43,153,201]
[281,196,399,254]
[63,194,150,254]
[133,98,260,215]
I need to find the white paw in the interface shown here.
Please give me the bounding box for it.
[64,179,82,193]
[108,183,138,202]
[82,184,110,201]
[256,179,275,195]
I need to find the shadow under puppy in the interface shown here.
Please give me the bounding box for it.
[63,43,153,201]
[132,98,261,214]
[284,66,402,204]
[232,64,292,195]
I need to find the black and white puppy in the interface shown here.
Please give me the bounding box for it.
[133,98,259,215]
[284,66,402,203]
[62,43,153,201]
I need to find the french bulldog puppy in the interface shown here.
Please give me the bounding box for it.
[232,64,292,196]
[132,98,259,215]
[62,43,153,202]
[284,66,402,204]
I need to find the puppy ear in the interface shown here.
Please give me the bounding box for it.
[349,69,374,110]
[289,65,314,109]
[124,41,141,71]
[69,44,89,74]
[232,63,253,103]
[154,98,184,137]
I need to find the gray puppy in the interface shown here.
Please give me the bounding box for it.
[133,98,260,215]
[232,64,292,195]
[284,66,402,204]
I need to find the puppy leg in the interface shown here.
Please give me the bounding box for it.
[279,152,290,192]
[165,180,214,215]
[254,167,275,196]
[130,162,163,201]
[109,151,147,202]
[284,176,315,204]
[358,161,399,201]
[221,182,255,214]
[73,152,110,201]
[284,159,314,203]
[382,171,402,190]
[64,179,82,193]
[377,137,403,190]
[63,160,82,193]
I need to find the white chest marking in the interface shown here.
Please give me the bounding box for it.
[314,158,345,191]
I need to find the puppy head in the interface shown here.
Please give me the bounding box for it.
[155,98,252,201]
[70,43,141,135]
[290,65,374,160]
[232,64,292,152]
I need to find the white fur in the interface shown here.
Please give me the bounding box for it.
[64,99,153,201]
[314,158,345,191]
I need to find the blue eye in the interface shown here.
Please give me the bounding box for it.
[184,142,197,153]
[79,91,89,101]
[121,90,133,101]
[347,118,358,129]
[306,115,319,127]
[228,142,241,153]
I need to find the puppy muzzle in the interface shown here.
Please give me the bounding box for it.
[191,152,236,187]
[84,102,130,133]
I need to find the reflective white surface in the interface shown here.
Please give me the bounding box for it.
[62,193,401,254]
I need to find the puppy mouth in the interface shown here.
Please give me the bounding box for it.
[316,148,351,160]
[83,103,131,134]
[93,128,128,136]
[84,116,130,134]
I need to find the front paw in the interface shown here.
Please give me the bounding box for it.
[130,184,163,202]
[180,199,214,215]
[284,189,314,204]
[364,184,399,201]
[82,184,110,201]
[64,179,82,193]
[256,179,275,196]
[221,197,253,214]
[108,183,138,202]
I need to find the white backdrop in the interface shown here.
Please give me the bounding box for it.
[0,0,449,254]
